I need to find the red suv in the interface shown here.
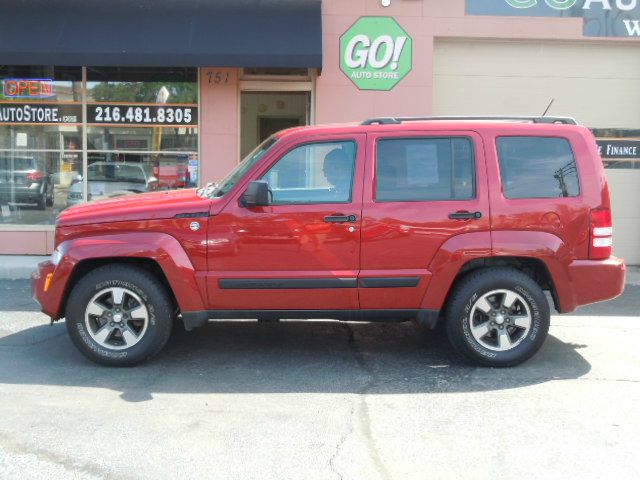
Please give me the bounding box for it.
[32,116,626,367]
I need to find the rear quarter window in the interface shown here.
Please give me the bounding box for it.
[496,136,579,199]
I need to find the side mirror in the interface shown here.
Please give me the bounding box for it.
[241,180,270,207]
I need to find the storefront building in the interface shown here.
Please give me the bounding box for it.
[1,0,638,262]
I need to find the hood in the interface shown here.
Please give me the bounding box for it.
[57,188,217,227]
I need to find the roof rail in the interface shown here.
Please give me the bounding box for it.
[361,116,578,126]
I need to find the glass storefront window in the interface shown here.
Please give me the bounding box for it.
[0,150,80,224]
[0,66,198,226]
[0,66,82,225]
[87,126,197,152]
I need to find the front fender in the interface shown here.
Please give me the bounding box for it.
[48,232,206,318]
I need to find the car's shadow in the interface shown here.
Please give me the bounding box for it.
[0,319,591,402]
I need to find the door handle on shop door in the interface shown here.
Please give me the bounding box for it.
[448,211,482,220]
[324,214,358,223]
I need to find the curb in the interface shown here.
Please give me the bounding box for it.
[0,255,49,280]
[626,266,640,286]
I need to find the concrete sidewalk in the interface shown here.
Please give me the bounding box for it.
[2,253,638,285]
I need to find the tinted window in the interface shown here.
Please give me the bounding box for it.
[497,137,579,198]
[262,141,356,204]
[376,137,475,201]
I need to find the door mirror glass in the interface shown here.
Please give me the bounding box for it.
[241,180,271,207]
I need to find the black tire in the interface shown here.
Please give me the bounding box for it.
[445,267,550,367]
[65,264,174,366]
[36,194,46,210]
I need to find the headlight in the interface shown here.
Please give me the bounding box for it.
[50,248,63,266]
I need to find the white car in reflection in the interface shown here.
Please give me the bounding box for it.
[67,162,158,206]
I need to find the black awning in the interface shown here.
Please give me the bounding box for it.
[0,0,322,68]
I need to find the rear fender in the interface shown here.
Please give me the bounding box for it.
[420,232,492,310]
[420,230,575,312]
[491,230,574,312]
[53,232,206,318]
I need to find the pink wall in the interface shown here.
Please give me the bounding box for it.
[0,229,54,255]
[199,67,240,184]
[317,0,434,124]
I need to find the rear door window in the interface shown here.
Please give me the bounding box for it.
[496,137,579,198]
[375,137,475,201]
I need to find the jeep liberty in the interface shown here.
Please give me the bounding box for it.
[32,116,626,367]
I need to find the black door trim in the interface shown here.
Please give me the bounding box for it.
[218,278,357,290]
[219,276,422,290]
[358,277,420,288]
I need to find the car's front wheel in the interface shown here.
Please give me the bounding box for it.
[445,268,550,367]
[65,264,173,366]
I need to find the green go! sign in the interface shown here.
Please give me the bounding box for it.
[340,16,413,91]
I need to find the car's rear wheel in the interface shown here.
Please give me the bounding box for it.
[445,268,550,367]
[65,264,173,366]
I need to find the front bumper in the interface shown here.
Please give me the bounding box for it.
[31,260,62,319]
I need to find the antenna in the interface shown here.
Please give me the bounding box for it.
[542,99,555,117]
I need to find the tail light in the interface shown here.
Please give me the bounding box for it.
[590,208,612,260]
[26,170,44,182]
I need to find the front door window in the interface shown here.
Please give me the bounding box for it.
[262,141,356,204]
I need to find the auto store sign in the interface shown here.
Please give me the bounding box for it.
[340,17,412,91]
[466,0,640,37]
[0,103,81,124]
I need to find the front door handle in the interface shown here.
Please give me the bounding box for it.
[448,211,482,220]
[324,214,358,223]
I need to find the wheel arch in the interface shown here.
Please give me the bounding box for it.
[54,232,207,319]
[441,256,560,315]
[421,230,571,314]
[59,257,179,320]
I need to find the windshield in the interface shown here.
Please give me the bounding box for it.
[209,137,278,198]
[88,163,147,184]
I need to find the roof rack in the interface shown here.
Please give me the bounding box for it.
[361,116,578,126]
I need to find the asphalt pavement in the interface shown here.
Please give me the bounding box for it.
[0,278,639,480]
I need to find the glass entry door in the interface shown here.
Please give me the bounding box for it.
[240,92,310,159]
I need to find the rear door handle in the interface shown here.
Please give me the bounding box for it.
[324,214,358,223]
[448,211,482,220]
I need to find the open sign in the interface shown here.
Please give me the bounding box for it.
[3,79,54,98]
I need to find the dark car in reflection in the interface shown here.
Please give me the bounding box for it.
[67,162,158,206]
[0,155,54,210]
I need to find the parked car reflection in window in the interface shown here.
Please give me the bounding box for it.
[66,162,158,206]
